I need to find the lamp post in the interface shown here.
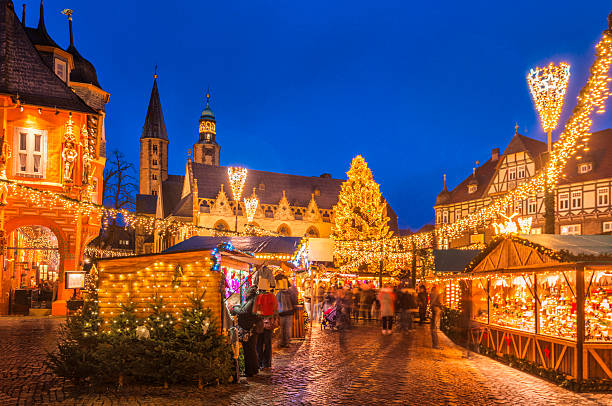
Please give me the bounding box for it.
[527,62,570,234]
[227,167,248,232]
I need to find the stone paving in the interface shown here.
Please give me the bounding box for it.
[1,316,611,405]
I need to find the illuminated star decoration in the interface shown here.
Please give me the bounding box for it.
[527,62,571,133]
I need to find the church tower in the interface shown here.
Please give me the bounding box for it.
[140,73,169,195]
[193,93,220,166]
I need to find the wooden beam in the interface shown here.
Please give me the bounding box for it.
[554,345,567,370]
[536,340,547,367]
[522,337,531,359]
[589,349,612,379]
[511,334,519,357]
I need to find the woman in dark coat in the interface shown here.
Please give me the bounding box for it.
[232,286,261,377]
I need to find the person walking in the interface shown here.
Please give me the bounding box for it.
[417,285,428,325]
[231,285,261,377]
[407,288,418,330]
[275,276,297,348]
[430,285,442,349]
[315,282,326,322]
[253,279,278,369]
[304,281,313,322]
[396,286,411,331]
[378,284,396,335]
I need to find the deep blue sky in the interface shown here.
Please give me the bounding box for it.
[32,1,612,230]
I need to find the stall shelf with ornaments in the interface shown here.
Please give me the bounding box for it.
[95,244,254,331]
[462,234,612,383]
[430,249,480,310]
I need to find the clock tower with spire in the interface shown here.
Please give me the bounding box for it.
[193,93,220,166]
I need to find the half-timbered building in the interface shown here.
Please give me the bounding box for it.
[434,127,612,248]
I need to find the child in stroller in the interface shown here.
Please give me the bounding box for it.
[321,302,349,330]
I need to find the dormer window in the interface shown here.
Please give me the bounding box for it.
[468,184,477,194]
[578,162,592,174]
[54,58,67,82]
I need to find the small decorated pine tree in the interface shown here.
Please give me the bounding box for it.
[178,291,234,387]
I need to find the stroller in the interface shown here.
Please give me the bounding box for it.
[321,303,348,330]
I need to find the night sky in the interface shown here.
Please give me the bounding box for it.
[30,1,612,230]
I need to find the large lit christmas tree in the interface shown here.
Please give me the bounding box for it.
[332,155,391,241]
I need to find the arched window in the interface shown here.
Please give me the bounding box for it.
[306,226,319,238]
[277,224,291,236]
[214,220,229,231]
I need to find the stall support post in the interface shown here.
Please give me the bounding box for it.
[576,264,585,386]
[534,273,539,336]
[410,242,416,288]
[378,261,383,288]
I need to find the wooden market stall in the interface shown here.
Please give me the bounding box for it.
[465,234,612,383]
[95,244,254,330]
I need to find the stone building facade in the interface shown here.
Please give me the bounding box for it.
[135,78,398,254]
[434,127,612,248]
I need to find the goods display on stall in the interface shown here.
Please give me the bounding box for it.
[460,234,612,385]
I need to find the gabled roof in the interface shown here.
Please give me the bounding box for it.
[162,175,184,217]
[0,1,95,113]
[503,132,547,160]
[438,132,547,206]
[443,158,497,204]
[141,78,168,140]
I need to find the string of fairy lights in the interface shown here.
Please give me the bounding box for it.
[436,28,612,240]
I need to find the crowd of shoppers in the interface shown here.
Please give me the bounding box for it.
[231,267,298,377]
[305,280,443,348]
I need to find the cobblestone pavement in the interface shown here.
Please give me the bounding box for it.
[1,317,612,405]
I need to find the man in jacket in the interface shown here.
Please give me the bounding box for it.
[231,285,260,377]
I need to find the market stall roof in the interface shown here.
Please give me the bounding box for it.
[467,234,612,274]
[163,236,303,255]
[433,249,480,273]
[519,234,612,257]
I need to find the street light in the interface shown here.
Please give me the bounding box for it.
[227,167,248,232]
[527,62,570,234]
[243,188,259,224]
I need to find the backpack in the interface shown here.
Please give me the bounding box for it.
[255,293,276,317]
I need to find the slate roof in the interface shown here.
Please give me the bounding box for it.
[67,44,101,88]
[559,129,612,185]
[444,158,498,204]
[191,162,344,209]
[141,78,168,140]
[162,175,184,217]
[24,2,59,48]
[136,193,156,215]
[0,1,95,113]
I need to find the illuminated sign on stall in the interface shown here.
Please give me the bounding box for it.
[492,213,533,235]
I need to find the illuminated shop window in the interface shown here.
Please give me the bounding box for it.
[560,224,581,235]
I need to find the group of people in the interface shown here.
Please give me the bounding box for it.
[303,281,443,348]
[231,269,299,377]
